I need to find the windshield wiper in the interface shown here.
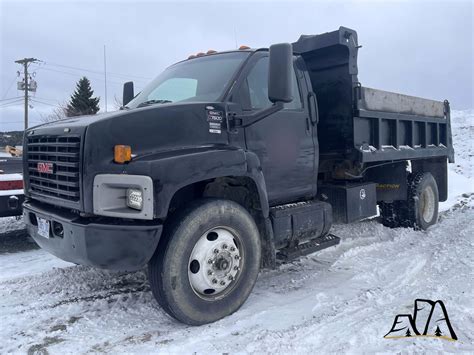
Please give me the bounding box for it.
[137,99,173,108]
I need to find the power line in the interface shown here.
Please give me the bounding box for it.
[0,96,23,102]
[2,76,18,99]
[0,98,23,106]
[33,96,62,103]
[44,61,152,81]
[30,98,62,108]
[37,67,127,85]
[0,100,23,108]
[2,119,43,124]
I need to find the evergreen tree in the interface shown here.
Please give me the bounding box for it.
[434,326,442,337]
[405,329,412,337]
[66,77,100,117]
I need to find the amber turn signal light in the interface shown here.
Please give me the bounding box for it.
[114,145,132,163]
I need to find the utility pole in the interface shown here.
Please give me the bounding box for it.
[15,57,39,130]
[103,45,107,112]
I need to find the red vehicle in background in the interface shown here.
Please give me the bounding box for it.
[0,157,24,218]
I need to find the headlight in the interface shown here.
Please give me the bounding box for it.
[126,188,143,210]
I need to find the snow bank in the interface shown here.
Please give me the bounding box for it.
[440,109,474,211]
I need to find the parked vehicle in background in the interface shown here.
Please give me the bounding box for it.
[22,27,453,325]
[0,155,24,218]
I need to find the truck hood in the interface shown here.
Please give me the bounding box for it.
[28,110,119,132]
[27,102,228,157]
[82,102,228,159]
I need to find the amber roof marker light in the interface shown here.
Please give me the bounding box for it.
[187,46,249,60]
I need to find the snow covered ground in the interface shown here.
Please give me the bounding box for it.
[0,110,472,354]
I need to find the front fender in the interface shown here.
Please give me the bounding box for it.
[132,146,269,219]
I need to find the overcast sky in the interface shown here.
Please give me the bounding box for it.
[1,0,472,131]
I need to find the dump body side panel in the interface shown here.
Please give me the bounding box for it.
[358,87,444,118]
[293,26,453,166]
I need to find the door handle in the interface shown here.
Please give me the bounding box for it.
[307,92,319,125]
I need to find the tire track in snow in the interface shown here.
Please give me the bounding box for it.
[0,203,472,353]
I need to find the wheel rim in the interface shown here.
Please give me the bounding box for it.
[420,186,435,222]
[188,227,243,299]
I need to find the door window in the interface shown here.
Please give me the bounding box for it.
[246,56,302,110]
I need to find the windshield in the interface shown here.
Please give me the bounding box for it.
[126,52,249,108]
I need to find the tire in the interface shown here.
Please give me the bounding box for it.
[379,201,402,228]
[148,198,261,325]
[379,172,439,230]
[405,172,439,230]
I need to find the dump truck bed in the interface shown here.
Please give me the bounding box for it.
[353,86,452,163]
[293,27,454,165]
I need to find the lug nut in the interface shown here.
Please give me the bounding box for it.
[212,278,218,284]
[233,266,239,271]
[207,259,213,264]
[207,270,213,275]
[220,281,226,286]
[228,275,234,281]
[213,249,219,254]
[222,244,228,249]
[234,255,240,260]
[230,246,236,252]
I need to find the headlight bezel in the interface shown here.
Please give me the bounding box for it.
[93,174,153,220]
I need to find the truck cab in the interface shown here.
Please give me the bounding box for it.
[22,27,453,325]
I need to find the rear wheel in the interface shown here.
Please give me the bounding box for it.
[406,172,439,230]
[148,198,261,325]
[379,172,439,231]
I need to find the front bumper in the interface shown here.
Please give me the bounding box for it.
[23,200,163,271]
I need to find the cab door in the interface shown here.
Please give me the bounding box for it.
[239,53,316,205]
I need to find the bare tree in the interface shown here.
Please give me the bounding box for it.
[113,94,123,110]
[39,102,68,123]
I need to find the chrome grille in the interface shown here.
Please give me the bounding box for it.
[27,135,81,202]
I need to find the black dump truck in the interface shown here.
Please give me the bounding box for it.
[23,27,454,325]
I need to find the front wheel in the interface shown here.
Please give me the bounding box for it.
[148,198,261,325]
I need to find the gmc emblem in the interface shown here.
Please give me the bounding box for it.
[37,162,54,174]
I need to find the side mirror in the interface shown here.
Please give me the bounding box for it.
[123,81,134,106]
[268,43,293,103]
[229,43,294,129]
